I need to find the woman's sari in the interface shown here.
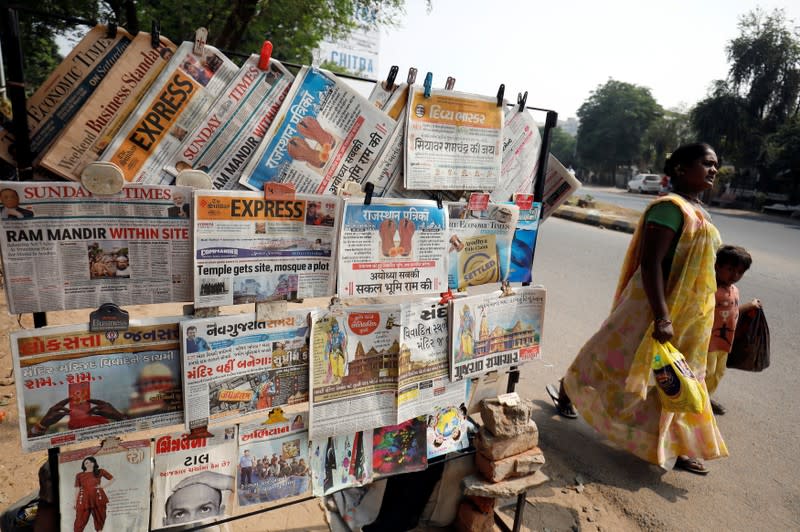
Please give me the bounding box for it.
[563,194,728,466]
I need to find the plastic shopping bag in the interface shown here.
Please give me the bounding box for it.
[727,307,770,372]
[652,341,707,414]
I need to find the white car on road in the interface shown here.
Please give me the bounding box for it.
[627,174,662,194]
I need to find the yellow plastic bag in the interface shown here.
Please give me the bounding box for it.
[652,341,707,413]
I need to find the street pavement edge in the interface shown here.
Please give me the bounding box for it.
[552,205,637,234]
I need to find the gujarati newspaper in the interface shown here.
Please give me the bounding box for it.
[151,426,238,531]
[0,25,133,165]
[12,317,184,452]
[237,413,311,507]
[405,86,503,190]
[101,41,238,184]
[58,439,152,532]
[449,286,546,381]
[240,66,394,195]
[337,198,448,299]
[0,182,193,314]
[309,304,401,440]
[309,431,373,496]
[192,190,341,308]
[40,32,177,181]
[164,56,294,189]
[180,311,310,431]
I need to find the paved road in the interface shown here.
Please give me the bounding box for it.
[516,213,799,531]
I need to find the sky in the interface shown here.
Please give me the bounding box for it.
[370,0,800,121]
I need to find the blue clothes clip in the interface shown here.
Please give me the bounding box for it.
[423,72,433,98]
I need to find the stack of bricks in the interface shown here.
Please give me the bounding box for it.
[455,396,546,532]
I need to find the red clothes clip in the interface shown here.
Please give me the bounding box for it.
[258,41,273,70]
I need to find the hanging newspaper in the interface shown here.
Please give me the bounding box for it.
[151,426,238,531]
[490,107,542,203]
[180,311,310,431]
[540,154,581,220]
[427,405,470,459]
[309,304,401,440]
[506,198,541,283]
[372,417,427,478]
[0,182,193,314]
[101,41,238,184]
[164,56,294,189]
[240,66,394,195]
[40,32,177,181]
[338,198,448,298]
[12,317,184,453]
[0,25,134,165]
[405,86,503,190]
[446,201,519,290]
[398,299,468,423]
[309,431,373,496]
[193,190,341,307]
[366,81,411,197]
[237,413,311,507]
[58,439,152,532]
[449,286,546,381]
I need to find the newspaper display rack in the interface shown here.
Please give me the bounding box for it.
[0,7,563,531]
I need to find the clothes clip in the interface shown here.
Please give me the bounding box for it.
[187,425,214,440]
[423,72,433,98]
[445,76,456,90]
[407,67,418,85]
[258,40,273,70]
[385,65,399,89]
[151,20,161,49]
[193,27,208,57]
[106,22,117,39]
[517,91,528,112]
[264,181,295,201]
[363,182,374,205]
[497,84,505,107]
[500,280,515,297]
[262,407,289,425]
[433,191,443,210]
[97,436,123,455]
[438,289,455,305]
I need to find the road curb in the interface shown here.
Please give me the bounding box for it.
[552,205,637,234]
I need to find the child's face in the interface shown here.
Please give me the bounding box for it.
[716,263,746,287]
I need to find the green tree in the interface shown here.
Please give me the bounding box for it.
[642,107,692,173]
[576,79,662,185]
[542,126,576,169]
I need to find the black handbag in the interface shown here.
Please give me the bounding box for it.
[727,307,770,371]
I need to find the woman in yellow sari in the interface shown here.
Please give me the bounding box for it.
[550,143,727,475]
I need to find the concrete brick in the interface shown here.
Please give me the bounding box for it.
[475,423,538,461]
[476,446,545,482]
[480,397,534,437]
[463,470,550,498]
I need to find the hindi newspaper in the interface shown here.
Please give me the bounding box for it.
[39,32,177,181]
[366,82,411,198]
[240,66,395,195]
[405,86,503,190]
[0,25,134,165]
[12,317,184,453]
[309,305,401,440]
[193,190,341,307]
[490,107,543,203]
[506,199,541,283]
[541,154,581,220]
[164,56,294,189]
[449,286,546,381]
[58,439,152,532]
[446,202,519,290]
[101,41,238,184]
[0,182,193,314]
[338,198,448,298]
[237,413,311,506]
[398,299,468,423]
[180,311,310,431]
[151,426,238,530]
[309,431,373,496]
[426,405,469,459]
[372,417,427,478]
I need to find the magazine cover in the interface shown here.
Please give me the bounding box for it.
[446,202,519,290]
[426,404,469,459]
[506,198,541,283]
[372,416,427,479]
[58,439,151,532]
[449,286,546,381]
[237,412,311,507]
[337,198,448,299]
[309,305,401,440]
[12,317,184,452]
[193,190,341,307]
[180,311,310,430]
[240,66,394,195]
[151,427,238,531]
[309,431,373,496]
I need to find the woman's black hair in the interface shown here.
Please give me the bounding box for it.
[663,143,715,179]
[82,456,101,478]
[716,244,752,271]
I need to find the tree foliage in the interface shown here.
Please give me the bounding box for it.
[576,79,662,181]
[642,108,692,172]
[543,127,576,169]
